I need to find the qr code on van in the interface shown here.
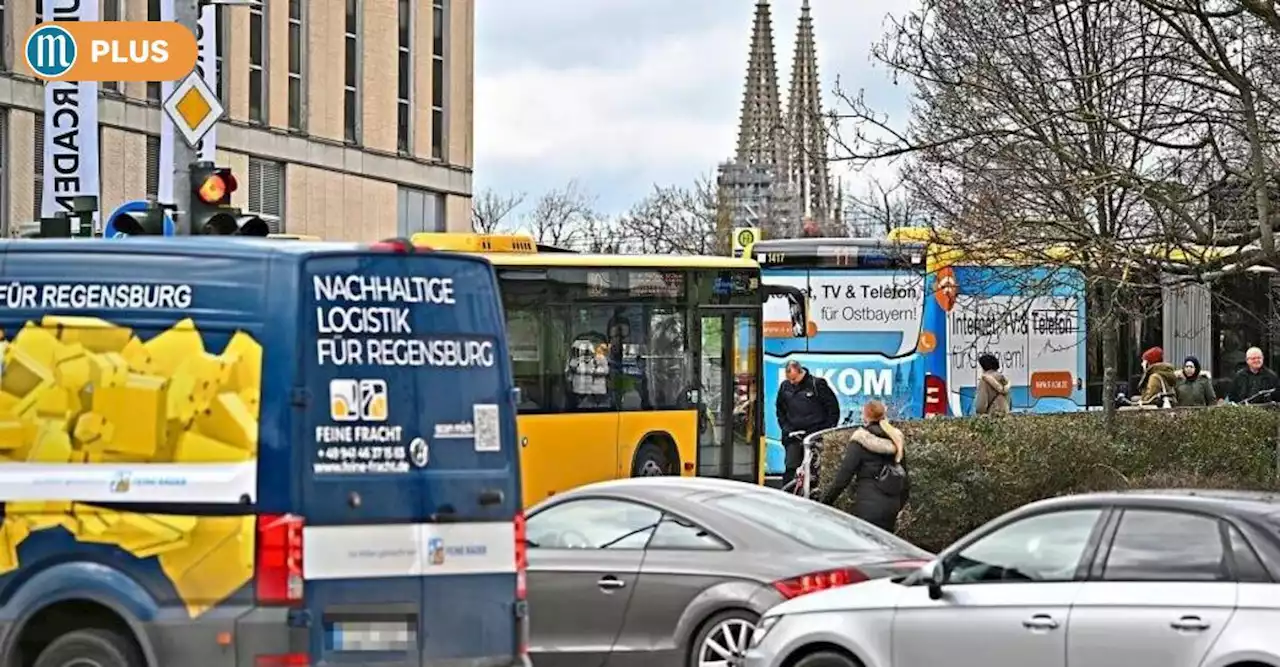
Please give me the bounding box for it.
[473,404,500,452]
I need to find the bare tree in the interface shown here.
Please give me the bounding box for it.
[518,180,600,248]
[575,215,628,253]
[1126,0,1280,258]
[829,0,1276,417]
[844,176,923,238]
[615,177,727,255]
[471,189,525,234]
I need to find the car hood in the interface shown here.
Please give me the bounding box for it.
[768,577,909,615]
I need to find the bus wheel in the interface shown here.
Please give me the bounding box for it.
[33,628,141,667]
[632,442,669,477]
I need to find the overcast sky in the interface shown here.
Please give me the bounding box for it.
[473,0,910,217]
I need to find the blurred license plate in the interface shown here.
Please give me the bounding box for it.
[325,619,417,652]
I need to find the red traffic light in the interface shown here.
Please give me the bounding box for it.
[195,169,237,205]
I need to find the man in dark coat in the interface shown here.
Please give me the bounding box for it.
[775,361,840,486]
[1229,347,1280,404]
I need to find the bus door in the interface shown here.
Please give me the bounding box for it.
[696,308,761,482]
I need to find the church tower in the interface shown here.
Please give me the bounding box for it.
[784,0,836,233]
[717,0,798,239]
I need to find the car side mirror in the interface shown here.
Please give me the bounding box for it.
[924,560,946,600]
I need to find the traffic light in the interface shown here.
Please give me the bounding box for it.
[108,201,169,236]
[189,162,269,236]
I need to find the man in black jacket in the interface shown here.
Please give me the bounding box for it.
[1229,347,1280,404]
[776,361,841,486]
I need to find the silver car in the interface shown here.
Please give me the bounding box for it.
[524,477,930,667]
[746,489,1280,667]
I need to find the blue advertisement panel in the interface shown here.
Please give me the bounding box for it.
[761,267,927,475]
[923,264,1087,415]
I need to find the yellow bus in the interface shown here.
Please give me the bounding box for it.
[411,233,764,507]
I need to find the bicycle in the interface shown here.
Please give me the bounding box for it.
[1116,390,1176,410]
[780,426,843,499]
[1230,387,1276,405]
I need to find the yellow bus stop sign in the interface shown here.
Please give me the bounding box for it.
[732,227,760,258]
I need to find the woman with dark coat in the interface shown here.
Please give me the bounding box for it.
[819,400,909,532]
[1175,356,1216,407]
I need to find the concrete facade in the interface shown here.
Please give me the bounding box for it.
[1,0,474,238]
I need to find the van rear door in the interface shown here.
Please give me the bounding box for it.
[298,250,521,667]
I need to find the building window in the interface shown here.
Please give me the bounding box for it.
[344,0,361,144]
[101,0,124,92]
[215,6,229,102]
[248,0,266,124]
[287,0,305,131]
[33,116,44,221]
[248,158,284,233]
[147,0,161,101]
[431,0,445,159]
[0,111,7,236]
[1,1,8,71]
[397,187,444,235]
[146,136,160,199]
[397,0,412,153]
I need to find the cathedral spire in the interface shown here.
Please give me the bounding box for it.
[785,0,834,229]
[734,0,786,169]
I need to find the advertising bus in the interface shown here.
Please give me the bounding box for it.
[889,227,1088,415]
[0,237,526,666]
[754,238,929,479]
[412,233,764,506]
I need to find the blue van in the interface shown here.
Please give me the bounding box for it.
[0,237,526,667]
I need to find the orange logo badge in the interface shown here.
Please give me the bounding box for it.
[934,267,959,313]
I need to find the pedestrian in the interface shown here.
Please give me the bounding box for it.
[820,400,909,533]
[1175,356,1216,407]
[1138,347,1179,407]
[973,353,1011,415]
[1228,347,1280,404]
[775,360,840,487]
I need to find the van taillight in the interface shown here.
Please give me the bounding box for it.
[924,374,948,417]
[256,514,304,606]
[514,512,527,600]
[514,511,530,657]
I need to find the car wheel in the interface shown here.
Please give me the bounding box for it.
[632,442,668,477]
[689,610,758,667]
[33,628,142,667]
[793,650,861,667]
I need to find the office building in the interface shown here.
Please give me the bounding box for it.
[0,0,474,238]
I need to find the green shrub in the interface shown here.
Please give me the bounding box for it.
[817,406,1280,552]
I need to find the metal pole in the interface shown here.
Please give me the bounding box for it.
[170,0,200,236]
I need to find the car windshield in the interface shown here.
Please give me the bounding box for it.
[707,490,920,552]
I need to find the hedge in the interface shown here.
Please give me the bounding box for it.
[817,406,1280,552]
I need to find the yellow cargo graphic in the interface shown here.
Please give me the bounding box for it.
[0,315,262,617]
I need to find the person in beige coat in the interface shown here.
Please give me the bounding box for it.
[973,353,1011,415]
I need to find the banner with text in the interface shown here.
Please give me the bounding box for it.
[40,0,101,231]
[157,0,218,204]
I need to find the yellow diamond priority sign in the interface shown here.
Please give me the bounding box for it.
[163,70,224,148]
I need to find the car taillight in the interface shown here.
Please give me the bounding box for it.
[772,567,868,599]
[924,374,948,417]
[256,513,304,606]
[254,655,308,667]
